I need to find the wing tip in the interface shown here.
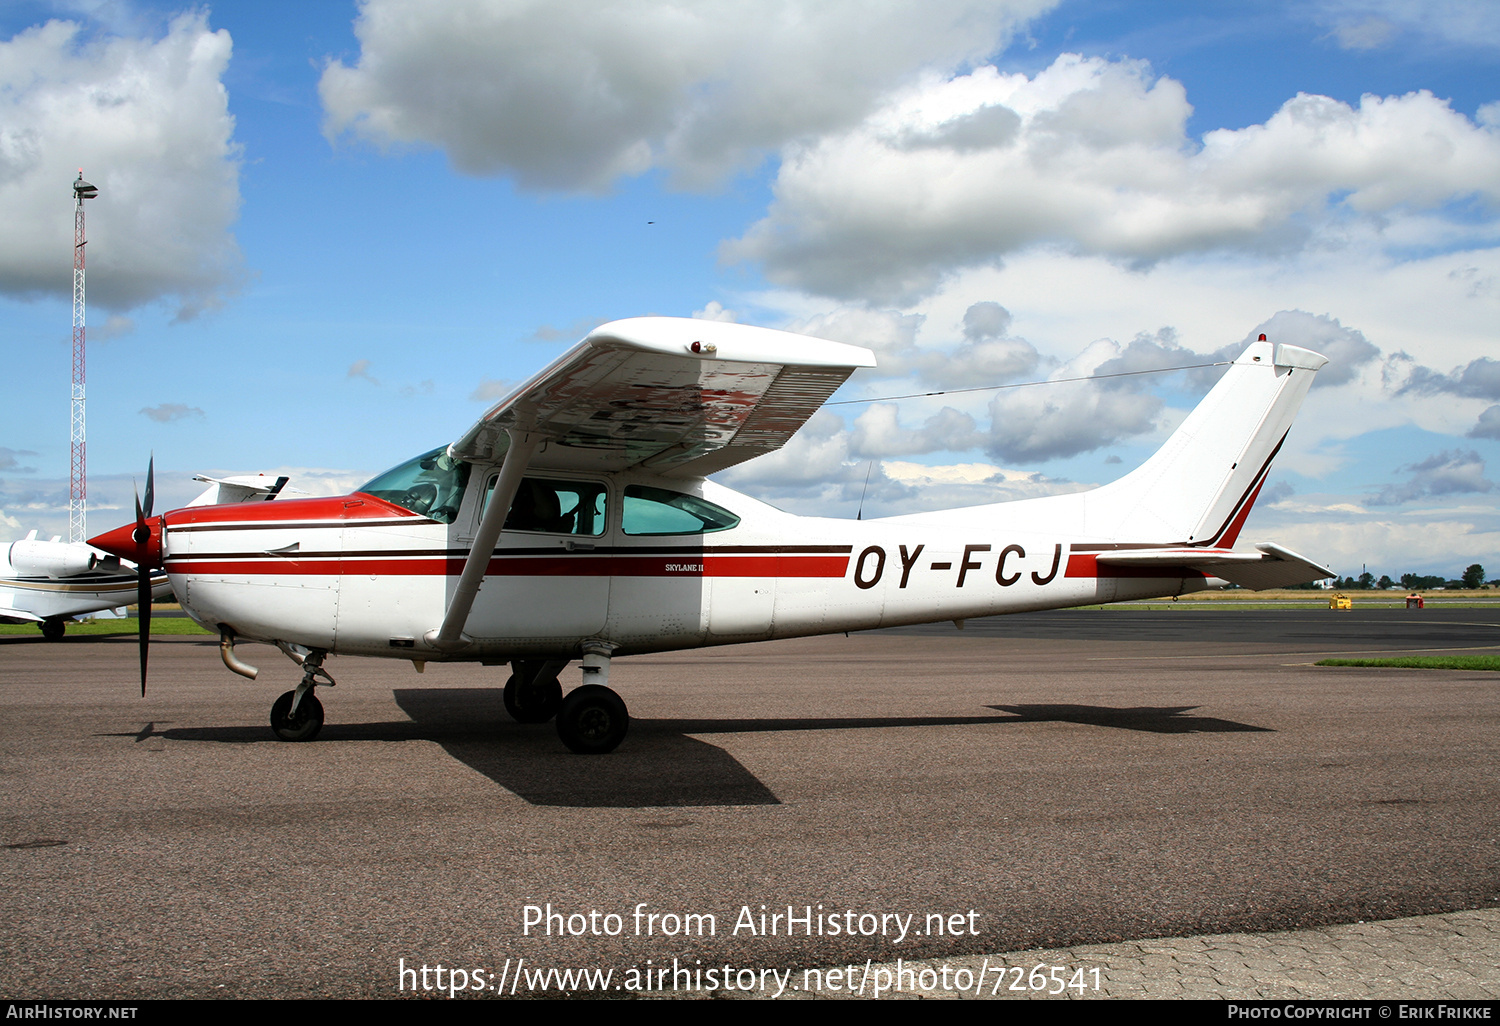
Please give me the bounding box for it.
[587,316,877,369]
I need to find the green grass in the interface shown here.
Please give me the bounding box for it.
[1316,655,1500,671]
[1076,602,1345,610]
[0,617,213,637]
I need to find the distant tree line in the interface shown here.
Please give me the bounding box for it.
[1299,563,1491,591]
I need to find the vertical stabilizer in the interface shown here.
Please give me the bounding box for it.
[1091,338,1326,545]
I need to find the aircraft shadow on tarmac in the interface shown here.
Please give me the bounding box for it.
[989,704,1273,733]
[145,688,788,808]
[139,691,1268,807]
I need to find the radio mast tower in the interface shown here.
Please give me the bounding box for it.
[70,171,98,544]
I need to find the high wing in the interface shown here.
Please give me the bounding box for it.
[449,317,877,478]
[433,317,876,650]
[1096,542,1333,590]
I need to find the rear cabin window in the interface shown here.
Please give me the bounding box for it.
[483,476,607,536]
[621,486,740,536]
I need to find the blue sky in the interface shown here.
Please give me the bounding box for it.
[2,0,1498,578]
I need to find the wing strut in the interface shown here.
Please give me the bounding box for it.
[429,426,541,651]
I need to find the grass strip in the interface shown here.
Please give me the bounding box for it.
[1316,655,1500,671]
[0,617,213,637]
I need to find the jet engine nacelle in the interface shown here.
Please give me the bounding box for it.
[7,539,122,578]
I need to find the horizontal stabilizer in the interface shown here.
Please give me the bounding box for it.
[1097,542,1334,591]
[188,474,293,507]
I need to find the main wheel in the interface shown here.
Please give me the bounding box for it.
[40,618,65,642]
[555,685,628,754]
[270,690,324,742]
[503,674,563,723]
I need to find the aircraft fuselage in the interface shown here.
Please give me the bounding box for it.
[165,471,1209,661]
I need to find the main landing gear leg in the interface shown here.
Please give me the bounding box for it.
[503,658,566,723]
[270,649,334,742]
[555,642,628,754]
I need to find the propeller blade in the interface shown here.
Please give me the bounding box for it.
[143,455,154,519]
[130,465,154,696]
[137,562,151,696]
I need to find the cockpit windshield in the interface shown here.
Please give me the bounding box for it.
[358,446,472,523]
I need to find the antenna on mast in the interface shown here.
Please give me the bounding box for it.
[70,170,98,544]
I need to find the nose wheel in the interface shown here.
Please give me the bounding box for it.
[270,690,324,742]
[270,649,333,741]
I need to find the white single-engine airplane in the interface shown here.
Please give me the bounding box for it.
[91,317,1332,752]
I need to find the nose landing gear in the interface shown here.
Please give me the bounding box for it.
[270,649,333,742]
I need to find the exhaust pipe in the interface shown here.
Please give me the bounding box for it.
[219,627,259,680]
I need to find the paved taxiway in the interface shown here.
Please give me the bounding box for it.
[2,609,1497,999]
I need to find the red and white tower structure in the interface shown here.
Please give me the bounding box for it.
[70,171,98,544]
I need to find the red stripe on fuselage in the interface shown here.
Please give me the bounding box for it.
[165,553,851,578]
[1065,554,1097,577]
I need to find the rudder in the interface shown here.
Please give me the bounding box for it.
[1092,338,1327,546]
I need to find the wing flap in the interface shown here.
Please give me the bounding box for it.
[450,318,875,475]
[1096,543,1334,590]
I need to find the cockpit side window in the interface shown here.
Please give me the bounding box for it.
[621,486,740,536]
[358,446,472,524]
[482,476,608,536]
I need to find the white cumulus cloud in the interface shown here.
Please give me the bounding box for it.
[1307,0,1500,53]
[0,14,244,318]
[318,0,1057,191]
[725,54,1500,303]
[984,338,1167,462]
